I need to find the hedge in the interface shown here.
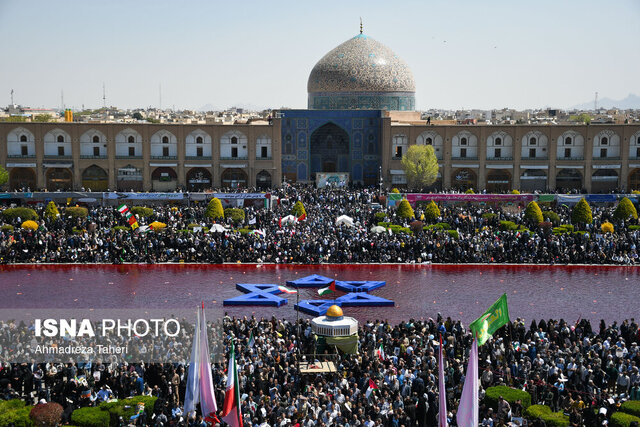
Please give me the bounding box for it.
[131,206,154,218]
[1,224,14,232]
[499,220,518,231]
[484,386,531,411]
[377,221,392,228]
[111,226,129,232]
[571,198,593,225]
[614,197,638,221]
[65,207,88,218]
[543,211,560,225]
[447,230,459,239]
[0,400,33,427]
[523,405,569,427]
[44,201,60,220]
[70,407,110,427]
[621,401,640,418]
[224,208,246,223]
[22,220,39,230]
[374,212,386,221]
[389,224,412,234]
[2,207,38,221]
[610,412,640,427]
[205,197,224,219]
[423,200,441,223]
[397,199,415,219]
[99,396,158,425]
[482,213,497,220]
[630,225,640,231]
[524,201,543,225]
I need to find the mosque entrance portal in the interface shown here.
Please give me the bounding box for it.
[310,122,350,180]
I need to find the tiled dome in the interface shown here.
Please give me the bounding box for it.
[307,34,415,94]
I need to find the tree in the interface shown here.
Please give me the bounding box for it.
[614,197,638,221]
[569,113,591,124]
[397,199,415,219]
[205,198,224,219]
[132,112,144,120]
[401,145,439,189]
[571,198,593,226]
[292,201,306,217]
[44,201,60,221]
[0,165,8,188]
[423,200,441,223]
[33,114,52,122]
[524,201,543,225]
[391,188,400,194]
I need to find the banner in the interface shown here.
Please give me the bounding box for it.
[469,294,510,346]
[316,173,349,188]
[405,193,536,205]
[103,192,185,201]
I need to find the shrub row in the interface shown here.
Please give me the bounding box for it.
[484,386,531,411]
[2,207,38,221]
[523,405,569,427]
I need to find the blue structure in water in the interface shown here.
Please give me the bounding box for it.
[223,284,288,307]
[286,274,335,288]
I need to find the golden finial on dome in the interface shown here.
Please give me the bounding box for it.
[326,305,344,318]
[360,17,363,35]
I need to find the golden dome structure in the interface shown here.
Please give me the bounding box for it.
[326,304,344,318]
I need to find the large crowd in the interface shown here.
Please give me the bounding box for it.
[1,315,639,426]
[0,185,639,265]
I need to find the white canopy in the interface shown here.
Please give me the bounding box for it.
[335,215,354,227]
[370,225,386,234]
[281,215,297,225]
[210,224,226,233]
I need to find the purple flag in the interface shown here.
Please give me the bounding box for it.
[183,307,201,415]
[456,338,478,427]
[438,334,448,427]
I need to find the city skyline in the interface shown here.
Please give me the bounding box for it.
[1,0,639,111]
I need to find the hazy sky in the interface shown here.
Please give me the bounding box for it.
[1,0,638,111]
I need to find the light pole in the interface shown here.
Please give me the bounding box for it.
[379,165,383,195]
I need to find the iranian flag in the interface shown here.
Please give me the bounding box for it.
[248,332,255,348]
[318,280,336,296]
[278,286,297,294]
[376,344,386,361]
[221,340,243,427]
[117,204,129,214]
[365,378,378,398]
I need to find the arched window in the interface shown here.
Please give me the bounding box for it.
[601,137,608,145]
[231,136,238,144]
[425,137,432,145]
[495,137,502,145]
[57,135,64,143]
[196,136,203,144]
[20,135,27,142]
[530,137,537,145]
[128,136,135,143]
[460,137,467,145]
[162,136,169,144]
[92,135,100,143]
[565,137,572,145]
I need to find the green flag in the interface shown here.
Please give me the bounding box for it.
[469,293,510,346]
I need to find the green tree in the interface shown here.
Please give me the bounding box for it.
[571,198,593,226]
[524,201,543,225]
[224,208,245,223]
[0,165,8,188]
[396,199,415,219]
[132,112,144,120]
[400,145,439,189]
[423,200,441,223]
[569,113,591,124]
[205,198,224,219]
[44,201,60,221]
[614,197,638,221]
[292,201,306,217]
[33,114,52,122]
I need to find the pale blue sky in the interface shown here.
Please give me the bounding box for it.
[0,0,638,111]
